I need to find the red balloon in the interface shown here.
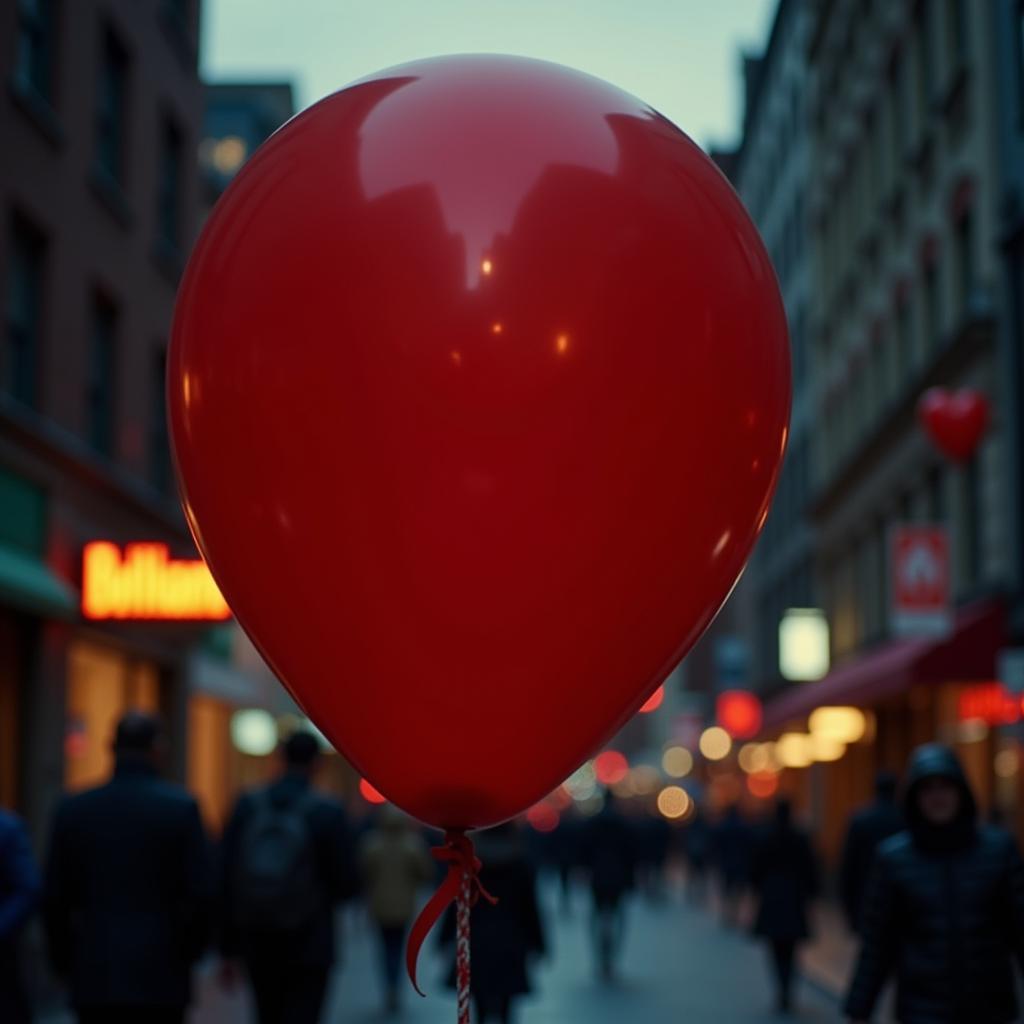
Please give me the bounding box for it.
[169,56,790,830]
[917,388,990,462]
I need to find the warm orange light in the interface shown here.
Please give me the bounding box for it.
[747,771,779,799]
[594,750,629,786]
[491,322,503,335]
[556,333,569,355]
[481,258,493,276]
[450,351,462,367]
[82,542,230,620]
[359,778,387,805]
[639,685,664,714]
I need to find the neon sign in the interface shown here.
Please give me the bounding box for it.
[82,542,231,621]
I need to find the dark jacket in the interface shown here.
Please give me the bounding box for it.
[713,807,753,888]
[221,772,356,966]
[844,744,1024,1023]
[0,811,40,1024]
[751,813,819,941]
[839,796,903,932]
[578,805,636,902]
[441,827,546,999]
[43,760,213,1010]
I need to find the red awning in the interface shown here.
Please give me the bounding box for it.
[762,600,1005,730]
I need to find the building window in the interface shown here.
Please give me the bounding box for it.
[14,0,57,104]
[5,216,46,407]
[150,347,171,492]
[896,295,912,382]
[923,260,940,354]
[157,117,184,251]
[95,27,129,186]
[953,209,974,316]
[947,0,968,67]
[88,294,117,456]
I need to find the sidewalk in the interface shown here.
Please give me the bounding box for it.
[189,877,840,1023]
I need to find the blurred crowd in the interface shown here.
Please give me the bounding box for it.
[3,714,1024,1024]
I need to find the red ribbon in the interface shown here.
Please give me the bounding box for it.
[406,829,497,997]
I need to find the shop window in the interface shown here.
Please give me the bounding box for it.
[5,214,46,407]
[95,26,129,187]
[13,0,58,105]
[87,293,118,457]
[65,643,160,792]
[188,695,232,831]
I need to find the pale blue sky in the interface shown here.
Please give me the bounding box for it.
[201,1,775,150]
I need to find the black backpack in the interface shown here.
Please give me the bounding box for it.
[233,788,323,931]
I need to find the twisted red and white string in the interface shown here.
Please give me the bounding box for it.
[405,829,497,1023]
[456,868,472,1024]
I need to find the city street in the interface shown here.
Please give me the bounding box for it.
[190,880,840,1023]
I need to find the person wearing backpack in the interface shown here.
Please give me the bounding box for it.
[220,730,357,1024]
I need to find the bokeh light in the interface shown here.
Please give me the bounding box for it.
[657,785,691,820]
[594,750,629,785]
[995,748,1019,778]
[630,765,661,795]
[808,706,866,743]
[809,734,846,762]
[747,771,780,799]
[564,762,597,801]
[526,803,560,832]
[699,726,732,761]
[776,732,813,769]
[230,709,278,756]
[662,745,694,778]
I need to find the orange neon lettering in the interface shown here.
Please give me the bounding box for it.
[81,541,231,620]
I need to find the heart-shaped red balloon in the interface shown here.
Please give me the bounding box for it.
[169,56,790,829]
[917,388,990,462]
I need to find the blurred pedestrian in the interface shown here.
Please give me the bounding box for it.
[578,797,636,981]
[838,770,902,933]
[43,712,212,1024]
[845,744,1024,1024]
[441,822,546,1023]
[750,799,819,1015]
[359,804,434,1015]
[221,730,357,1024]
[0,809,40,1024]
[635,814,672,901]
[712,804,753,926]
[683,806,712,905]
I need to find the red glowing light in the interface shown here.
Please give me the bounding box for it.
[639,686,665,714]
[747,771,779,799]
[594,750,629,786]
[548,785,573,811]
[526,803,560,833]
[957,682,1020,726]
[717,690,763,740]
[359,778,387,804]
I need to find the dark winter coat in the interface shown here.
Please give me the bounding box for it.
[751,816,819,941]
[43,759,213,1010]
[0,811,40,1024]
[839,796,903,932]
[713,808,754,888]
[441,828,546,999]
[220,772,357,967]
[578,805,636,903]
[844,744,1024,1023]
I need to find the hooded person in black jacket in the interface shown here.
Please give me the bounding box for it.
[845,743,1024,1024]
